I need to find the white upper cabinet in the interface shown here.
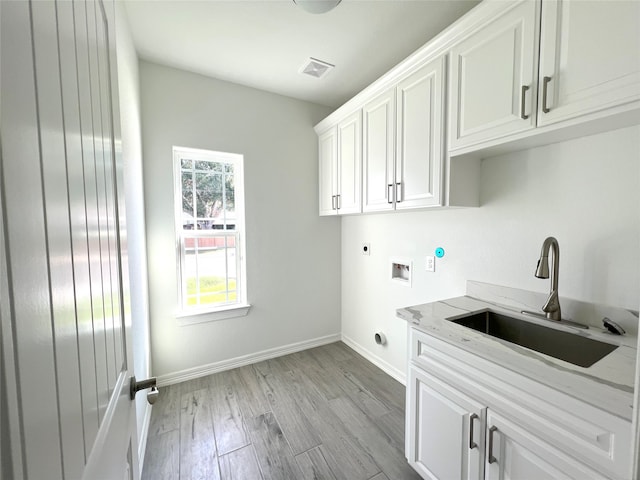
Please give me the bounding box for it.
[395,56,446,210]
[336,110,362,215]
[537,0,640,126]
[318,111,362,216]
[450,0,640,152]
[318,127,338,216]
[362,55,446,214]
[316,0,640,215]
[449,0,539,150]
[362,88,395,212]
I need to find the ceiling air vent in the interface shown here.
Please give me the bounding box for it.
[300,57,334,79]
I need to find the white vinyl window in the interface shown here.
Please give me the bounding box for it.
[174,146,248,320]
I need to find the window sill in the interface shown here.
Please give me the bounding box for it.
[176,303,251,326]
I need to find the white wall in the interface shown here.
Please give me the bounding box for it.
[114,4,151,463]
[342,126,640,381]
[139,61,339,379]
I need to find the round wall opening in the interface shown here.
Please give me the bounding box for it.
[374,332,387,345]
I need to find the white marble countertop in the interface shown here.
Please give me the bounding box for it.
[397,283,638,421]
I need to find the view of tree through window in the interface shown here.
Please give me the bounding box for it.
[181,159,235,230]
[175,148,245,311]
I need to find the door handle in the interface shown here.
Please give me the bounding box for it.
[331,195,336,210]
[396,182,402,203]
[520,85,529,119]
[130,376,159,405]
[469,413,478,449]
[488,425,498,464]
[387,184,394,204]
[336,194,341,210]
[542,76,552,113]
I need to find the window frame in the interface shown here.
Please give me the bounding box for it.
[173,146,249,322]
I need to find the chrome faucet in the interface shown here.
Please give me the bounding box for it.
[535,236,561,321]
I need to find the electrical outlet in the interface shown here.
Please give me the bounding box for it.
[362,243,371,255]
[426,256,435,272]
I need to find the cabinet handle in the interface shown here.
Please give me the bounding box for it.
[520,85,529,119]
[387,184,394,204]
[469,413,478,450]
[396,182,402,203]
[331,195,336,210]
[542,76,552,113]
[336,194,341,210]
[488,426,498,464]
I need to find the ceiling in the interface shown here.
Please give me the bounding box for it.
[123,0,480,108]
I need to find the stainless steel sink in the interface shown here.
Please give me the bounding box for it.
[450,310,618,368]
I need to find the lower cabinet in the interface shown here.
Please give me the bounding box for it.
[484,411,603,480]
[408,366,605,480]
[408,367,484,480]
[407,329,631,480]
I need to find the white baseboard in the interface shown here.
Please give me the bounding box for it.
[137,402,152,477]
[156,333,342,386]
[341,333,407,386]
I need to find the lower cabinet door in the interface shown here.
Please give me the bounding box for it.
[407,366,485,480]
[485,411,605,480]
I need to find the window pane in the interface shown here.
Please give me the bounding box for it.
[183,240,197,306]
[182,171,195,230]
[226,239,237,300]
[176,148,244,314]
[195,160,219,172]
[224,168,235,230]
[195,172,222,226]
[182,235,238,308]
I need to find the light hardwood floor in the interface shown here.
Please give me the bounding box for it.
[142,342,420,480]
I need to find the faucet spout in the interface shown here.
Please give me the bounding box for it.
[535,237,561,321]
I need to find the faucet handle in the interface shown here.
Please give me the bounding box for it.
[602,318,625,335]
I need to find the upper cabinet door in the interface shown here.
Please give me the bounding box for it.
[336,110,362,215]
[318,127,337,216]
[537,0,640,127]
[449,0,539,150]
[395,55,446,209]
[362,88,395,213]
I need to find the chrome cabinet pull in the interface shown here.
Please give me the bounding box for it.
[396,182,402,203]
[469,413,478,449]
[488,426,498,464]
[542,76,552,113]
[520,85,529,119]
[387,184,394,204]
[336,194,341,210]
[331,195,337,210]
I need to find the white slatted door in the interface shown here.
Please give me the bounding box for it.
[0,1,139,479]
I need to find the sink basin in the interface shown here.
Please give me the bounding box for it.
[450,310,618,368]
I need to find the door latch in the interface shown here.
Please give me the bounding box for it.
[130,376,159,405]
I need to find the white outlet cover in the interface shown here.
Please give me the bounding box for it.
[426,255,435,272]
[362,243,371,255]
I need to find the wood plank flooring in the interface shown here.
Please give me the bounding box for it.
[142,342,420,480]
